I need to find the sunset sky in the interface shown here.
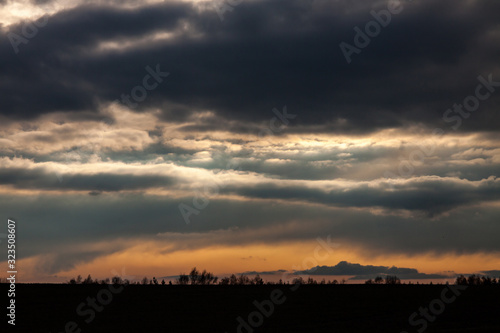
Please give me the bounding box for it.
[1,0,499,283]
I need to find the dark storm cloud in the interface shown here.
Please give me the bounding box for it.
[2,157,499,213]
[1,187,500,274]
[0,2,191,118]
[295,261,449,280]
[34,250,115,275]
[481,270,500,277]
[0,167,176,191]
[4,192,500,263]
[1,0,499,280]
[1,0,500,132]
[241,270,287,276]
[223,176,500,213]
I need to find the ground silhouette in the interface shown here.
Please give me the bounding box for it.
[2,272,500,333]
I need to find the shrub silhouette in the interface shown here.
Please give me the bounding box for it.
[292,277,305,285]
[385,275,401,285]
[254,274,264,285]
[177,267,219,285]
[63,271,500,286]
[237,274,250,285]
[189,267,199,285]
[177,274,189,285]
[307,277,318,285]
[219,277,230,285]
[456,275,468,285]
[455,274,499,286]
[82,274,93,284]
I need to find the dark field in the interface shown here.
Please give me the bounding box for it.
[3,284,500,333]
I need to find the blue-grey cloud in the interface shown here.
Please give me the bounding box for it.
[296,261,450,280]
[481,270,500,277]
[1,0,499,133]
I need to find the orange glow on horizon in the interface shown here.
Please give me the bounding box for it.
[13,240,500,283]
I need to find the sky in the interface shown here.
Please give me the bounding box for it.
[0,0,499,283]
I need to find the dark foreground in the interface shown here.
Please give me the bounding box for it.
[3,284,500,333]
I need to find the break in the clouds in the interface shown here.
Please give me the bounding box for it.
[0,0,499,282]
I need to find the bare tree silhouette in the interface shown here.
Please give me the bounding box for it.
[385,276,401,285]
[83,274,93,284]
[189,268,198,284]
[254,274,264,285]
[177,274,189,285]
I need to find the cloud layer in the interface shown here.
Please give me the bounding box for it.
[1,0,499,281]
[296,261,451,280]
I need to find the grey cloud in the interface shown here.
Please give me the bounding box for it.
[1,0,500,280]
[481,270,500,277]
[1,0,499,133]
[223,176,500,214]
[2,193,500,269]
[241,270,287,276]
[34,250,114,275]
[295,261,450,280]
[0,167,176,191]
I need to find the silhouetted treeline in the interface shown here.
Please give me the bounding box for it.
[177,268,346,285]
[365,275,401,285]
[177,267,218,285]
[61,270,499,286]
[65,274,173,286]
[364,275,500,285]
[455,274,499,286]
[67,274,132,285]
